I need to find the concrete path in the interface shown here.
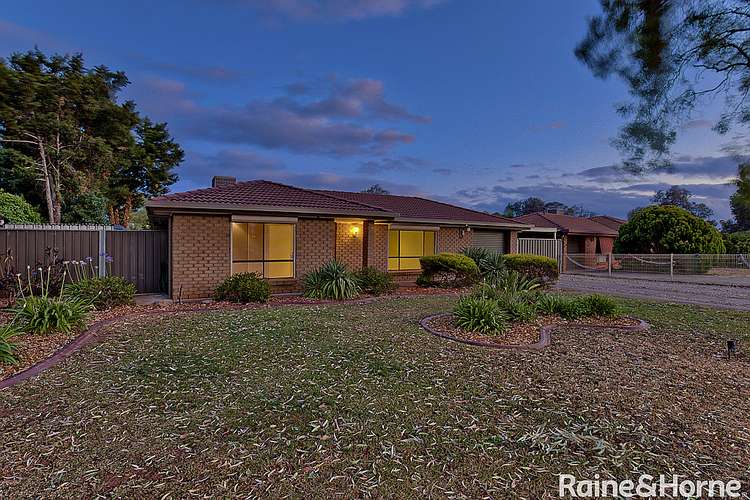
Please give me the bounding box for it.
[557,274,750,311]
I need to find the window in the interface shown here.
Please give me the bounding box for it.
[232,222,294,278]
[388,229,436,270]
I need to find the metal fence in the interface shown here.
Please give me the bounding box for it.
[517,238,563,270]
[565,253,750,278]
[1,225,168,293]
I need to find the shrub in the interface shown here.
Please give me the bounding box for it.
[462,247,507,286]
[304,261,360,300]
[418,253,480,288]
[11,296,91,334]
[354,267,396,296]
[535,293,567,316]
[0,190,42,224]
[724,231,750,254]
[505,254,559,286]
[496,294,538,323]
[453,296,507,334]
[0,323,19,365]
[615,205,725,254]
[65,276,136,310]
[579,294,619,317]
[553,297,590,320]
[493,270,542,295]
[214,272,271,303]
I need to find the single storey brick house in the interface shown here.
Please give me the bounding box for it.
[147,177,531,299]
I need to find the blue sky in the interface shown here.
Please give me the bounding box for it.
[0,0,741,219]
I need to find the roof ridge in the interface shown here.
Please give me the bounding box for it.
[312,189,400,212]
[153,179,263,201]
[262,181,389,213]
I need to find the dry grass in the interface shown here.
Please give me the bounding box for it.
[1,296,749,498]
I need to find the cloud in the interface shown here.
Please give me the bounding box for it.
[682,119,713,130]
[132,55,241,82]
[131,76,424,157]
[171,147,420,194]
[432,168,453,176]
[0,19,53,45]
[357,156,429,174]
[236,0,447,21]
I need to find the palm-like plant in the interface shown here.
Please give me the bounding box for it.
[0,323,19,365]
[303,261,361,300]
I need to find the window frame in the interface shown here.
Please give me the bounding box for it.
[388,229,437,271]
[231,222,296,279]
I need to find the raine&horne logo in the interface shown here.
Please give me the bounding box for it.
[558,473,743,498]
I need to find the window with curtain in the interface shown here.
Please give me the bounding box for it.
[388,229,436,270]
[231,222,295,278]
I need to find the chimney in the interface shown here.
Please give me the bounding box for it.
[212,176,236,188]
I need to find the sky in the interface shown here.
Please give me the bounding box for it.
[0,0,743,219]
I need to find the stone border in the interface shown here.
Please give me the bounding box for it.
[0,292,461,390]
[419,313,650,351]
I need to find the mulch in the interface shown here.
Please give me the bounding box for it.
[422,313,644,349]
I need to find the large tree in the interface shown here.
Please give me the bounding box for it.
[651,185,715,221]
[503,197,594,217]
[0,49,182,224]
[576,0,750,172]
[727,163,750,230]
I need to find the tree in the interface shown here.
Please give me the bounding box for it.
[0,49,182,224]
[503,197,545,217]
[727,164,750,231]
[576,1,750,172]
[0,190,42,223]
[361,184,389,195]
[651,185,714,221]
[615,205,725,253]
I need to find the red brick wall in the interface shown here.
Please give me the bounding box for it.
[335,222,364,270]
[364,221,388,271]
[438,227,472,253]
[508,230,519,254]
[171,214,231,300]
[296,218,336,277]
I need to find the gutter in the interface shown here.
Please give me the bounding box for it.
[145,201,397,219]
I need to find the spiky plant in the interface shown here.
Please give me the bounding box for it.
[303,261,361,300]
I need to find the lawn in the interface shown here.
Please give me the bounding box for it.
[1,296,749,497]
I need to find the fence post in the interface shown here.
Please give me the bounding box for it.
[98,228,107,277]
[669,253,674,279]
[608,253,612,276]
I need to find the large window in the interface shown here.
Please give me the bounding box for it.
[232,222,295,278]
[388,229,436,270]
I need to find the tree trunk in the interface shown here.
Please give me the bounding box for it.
[38,140,56,223]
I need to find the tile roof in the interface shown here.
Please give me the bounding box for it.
[148,180,390,215]
[148,180,525,226]
[315,190,521,225]
[589,215,626,231]
[515,212,619,236]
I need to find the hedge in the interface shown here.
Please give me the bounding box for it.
[417,253,479,288]
[0,190,42,224]
[504,253,559,285]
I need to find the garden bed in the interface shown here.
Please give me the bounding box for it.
[421,312,645,349]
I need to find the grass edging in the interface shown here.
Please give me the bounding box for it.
[420,312,650,350]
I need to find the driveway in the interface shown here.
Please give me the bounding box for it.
[557,273,750,311]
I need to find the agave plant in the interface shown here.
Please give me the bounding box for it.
[494,270,541,296]
[303,260,361,300]
[454,296,507,333]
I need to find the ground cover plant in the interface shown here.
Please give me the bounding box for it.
[0,296,748,498]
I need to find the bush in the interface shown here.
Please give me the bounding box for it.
[616,205,725,254]
[552,296,590,320]
[462,247,507,285]
[304,261,360,300]
[418,253,480,288]
[0,190,42,224]
[0,323,19,365]
[65,276,136,310]
[535,293,568,316]
[214,272,271,303]
[454,296,507,333]
[354,267,396,296]
[505,254,559,286]
[11,296,91,334]
[724,231,750,254]
[496,294,538,323]
[579,294,619,317]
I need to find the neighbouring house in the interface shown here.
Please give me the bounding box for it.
[514,211,624,270]
[146,177,532,299]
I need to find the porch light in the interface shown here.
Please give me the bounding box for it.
[351,225,360,237]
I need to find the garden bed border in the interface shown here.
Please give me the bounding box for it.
[419,312,650,350]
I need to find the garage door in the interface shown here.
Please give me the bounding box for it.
[471,230,506,253]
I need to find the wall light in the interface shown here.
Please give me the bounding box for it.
[350,225,360,237]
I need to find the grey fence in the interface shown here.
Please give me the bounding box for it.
[565,253,750,279]
[1,225,168,293]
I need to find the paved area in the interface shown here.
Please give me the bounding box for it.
[557,274,750,311]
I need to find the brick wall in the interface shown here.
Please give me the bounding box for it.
[335,222,364,270]
[171,214,231,300]
[508,230,518,254]
[364,221,388,271]
[296,218,336,277]
[438,227,472,253]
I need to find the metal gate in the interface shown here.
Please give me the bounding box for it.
[518,238,562,268]
[1,225,168,293]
